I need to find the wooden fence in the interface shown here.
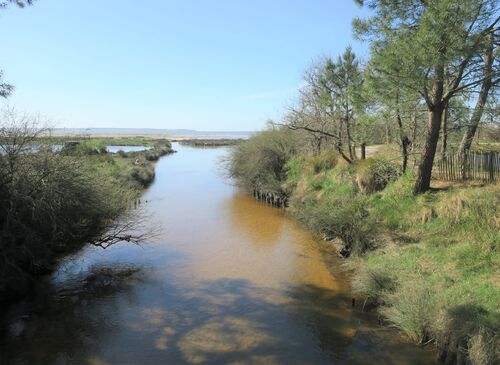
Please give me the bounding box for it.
[434,151,500,182]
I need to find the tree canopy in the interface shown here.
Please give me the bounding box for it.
[354,0,499,192]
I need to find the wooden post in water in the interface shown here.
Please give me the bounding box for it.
[250,187,288,209]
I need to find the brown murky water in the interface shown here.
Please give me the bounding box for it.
[0,143,436,365]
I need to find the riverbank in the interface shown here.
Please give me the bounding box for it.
[227,130,499,365]
[0,135,174,302]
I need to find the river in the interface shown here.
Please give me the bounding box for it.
[0,143,436,365]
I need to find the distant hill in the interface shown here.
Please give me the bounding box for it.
[52,128,254,139]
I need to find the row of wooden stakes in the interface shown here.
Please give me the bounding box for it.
[252,189,288,208]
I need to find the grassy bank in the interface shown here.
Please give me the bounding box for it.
[0,134,173,301]
[350,180,499,364]
[63,138,174,187]
[227,130,499,364]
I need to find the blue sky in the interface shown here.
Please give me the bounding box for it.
[0,0,369,131]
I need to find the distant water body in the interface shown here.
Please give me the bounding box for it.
[52,128,254,140]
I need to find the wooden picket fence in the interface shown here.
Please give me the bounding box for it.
[434,151,500,182]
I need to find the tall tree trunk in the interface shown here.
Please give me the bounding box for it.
[345,111,355,161]
[414,58,445,194]
[440,103,449,159]
[459,33,494,153]
[361,142,366,160]
[402,136,410,173]
[414,105,445,193]
[346,123,355,160]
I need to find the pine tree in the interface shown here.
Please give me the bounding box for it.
[354,0,499,193]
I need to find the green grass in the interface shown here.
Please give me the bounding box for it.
[352,181,500,362]
[88,153,157,190]
[283,150,499,363]
[59,137,172,188]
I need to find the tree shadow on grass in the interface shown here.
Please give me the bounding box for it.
[435,304,499,365]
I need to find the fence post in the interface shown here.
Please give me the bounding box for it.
[488,152,494,182]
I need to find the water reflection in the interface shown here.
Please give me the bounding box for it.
[0,266,143,365]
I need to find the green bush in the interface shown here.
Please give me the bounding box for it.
[283,156,305,194]
[130,165,155,187]
[293,193,376,256]
[381,280,436,343]
[308,151,339,174]
[0,152,136,299]
[351,265,396,304]
[74,140,108,155]
[227,129,297,196]
[356,158,400,193]
[117,149,128,158]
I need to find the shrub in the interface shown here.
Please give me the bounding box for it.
[468,327,499,365]
[356,158,400,193]
[307,151,339,174]
[293,193,376,256]
[74,140,108,155]
[351,265,396,304]
[117,149,128,158]
[283,156,305,194]
[227,129,297,196]
[130,165,155,187]
[381,280,436,343]
[0,152,135,298]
